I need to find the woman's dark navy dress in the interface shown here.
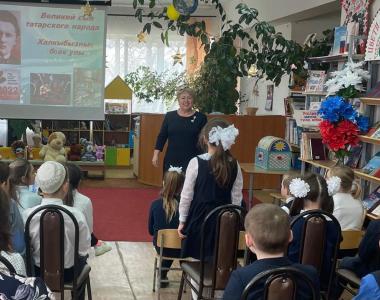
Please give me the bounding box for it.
[155,110,207,173]
[181,157,238,259]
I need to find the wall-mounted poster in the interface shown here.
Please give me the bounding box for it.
[366,9,380,60]
[341,0,370,54]
[265,84,273,111]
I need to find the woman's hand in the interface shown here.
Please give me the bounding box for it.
[152,150,159,167]
[178,223,186,239]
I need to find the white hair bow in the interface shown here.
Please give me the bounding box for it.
[208,125,239,151]
[168,165,182,174]
[327,176,341,196]
[289,178,310,198]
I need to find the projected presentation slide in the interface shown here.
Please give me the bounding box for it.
[0,3,106,120]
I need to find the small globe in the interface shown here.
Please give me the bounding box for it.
[173,0,198,15]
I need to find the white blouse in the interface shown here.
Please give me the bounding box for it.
[333,192,365,231]
[179,153,243,223]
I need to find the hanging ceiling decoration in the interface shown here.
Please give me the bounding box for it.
[137,31,147,43]
[173,0,199,15]
[82,1,95,17]
[172,50,185,65]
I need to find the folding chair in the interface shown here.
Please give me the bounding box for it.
[177,204,245,300]
[152,229,187,299]
[241,267,319,300]
[25,204,92,300]
[339,230,364,251]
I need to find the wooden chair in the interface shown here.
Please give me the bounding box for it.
[0,254,16,274]
[25,205,92,300]
[339,230,364,251]
[240,267,319,300]
[153,229,186,299]
[177,204,245,300]
[289,210,341,299]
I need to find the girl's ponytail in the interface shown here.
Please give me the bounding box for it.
[162,169,184,222]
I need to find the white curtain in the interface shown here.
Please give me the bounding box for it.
[106,16,187,113]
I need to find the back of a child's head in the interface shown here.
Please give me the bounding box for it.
[289,173,334,216]
[0,188,11,252]
[245,203,290,254]
[328,166,361,199]
[202,118,238,187]
[8,158,33,186]
[36,161,67,196]
[281,174,295,197]
[66,163,82,190]
[0,161,9,184]
[162,167,185,222]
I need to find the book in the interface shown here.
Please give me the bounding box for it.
[332,26,347,55]
[362,186,380,210]
[371,127,380,139]
[361,152,380,175]
[310,138,326,160]
[344,144,363,168]
[371,202,380,216]
[305,71,326,92]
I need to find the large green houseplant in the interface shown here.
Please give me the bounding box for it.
[132,0,304,114]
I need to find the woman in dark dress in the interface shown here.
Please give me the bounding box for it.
[177,118,243,259]
[152,88,207,173]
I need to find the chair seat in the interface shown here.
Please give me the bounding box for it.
[64,265,91,289]
[181,261,214,287]
[336,269,360,288]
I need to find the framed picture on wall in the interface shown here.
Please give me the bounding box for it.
[265,84,273,111]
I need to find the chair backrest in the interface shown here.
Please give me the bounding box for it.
[198,204,245,294]
[0,255,16,274]
[157,229,182,249]
[240,267,318,300]
[25,204,80,294]
[340,230,364,250]
[289,209,341,298]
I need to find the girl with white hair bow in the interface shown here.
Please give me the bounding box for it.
[177,118,243,261]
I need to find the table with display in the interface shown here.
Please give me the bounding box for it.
[240,163,299,209]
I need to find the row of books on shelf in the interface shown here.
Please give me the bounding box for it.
[363,186,380,217]
[285,118,302,146]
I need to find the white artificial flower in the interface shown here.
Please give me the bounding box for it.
[289,178,311,198]
[325,60,370,96]
[327,176,342,196]
[168,165,182,174]
[208,125,239,151]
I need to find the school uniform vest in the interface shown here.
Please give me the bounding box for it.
[181,157,237,259]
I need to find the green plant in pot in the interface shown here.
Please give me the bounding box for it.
[124,66,187,107]
[132,1,304,114]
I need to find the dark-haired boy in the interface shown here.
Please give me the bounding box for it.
[223,203,320,300]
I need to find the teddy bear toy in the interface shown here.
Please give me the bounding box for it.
[95,145,105,161]
[80,139,96,162]
[68,144,82,161]
[39,132,67,163]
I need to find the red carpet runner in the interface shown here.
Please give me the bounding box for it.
[80,187,160,242]
[81,187,251,242]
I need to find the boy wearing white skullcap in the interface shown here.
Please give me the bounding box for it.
[24,161,91,285]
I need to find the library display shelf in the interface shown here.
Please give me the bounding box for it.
[299,158,380,184]
[359,135,380,145]
[307,53,365,63]
[360,97,380,105]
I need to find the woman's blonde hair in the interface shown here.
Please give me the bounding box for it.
[176,87,196,101]
[328,166,362,199]
[161,170,185,222]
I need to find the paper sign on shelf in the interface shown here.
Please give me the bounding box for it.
[293,110,322,128]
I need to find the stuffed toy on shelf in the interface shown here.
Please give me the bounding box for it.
[95,145,105,161]
[80,138,96,162]
[39,132,67,163]
[68,144,82,161]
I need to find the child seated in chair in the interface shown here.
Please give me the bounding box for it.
[223,203,320,299]
[287,174,340,291]
[339,220,380,278]
[24,161,91,284]
[65,163,112,256]
[280,174,295,215]
[148,165,184,287]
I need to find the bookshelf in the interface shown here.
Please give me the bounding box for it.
[359,135,380,145]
